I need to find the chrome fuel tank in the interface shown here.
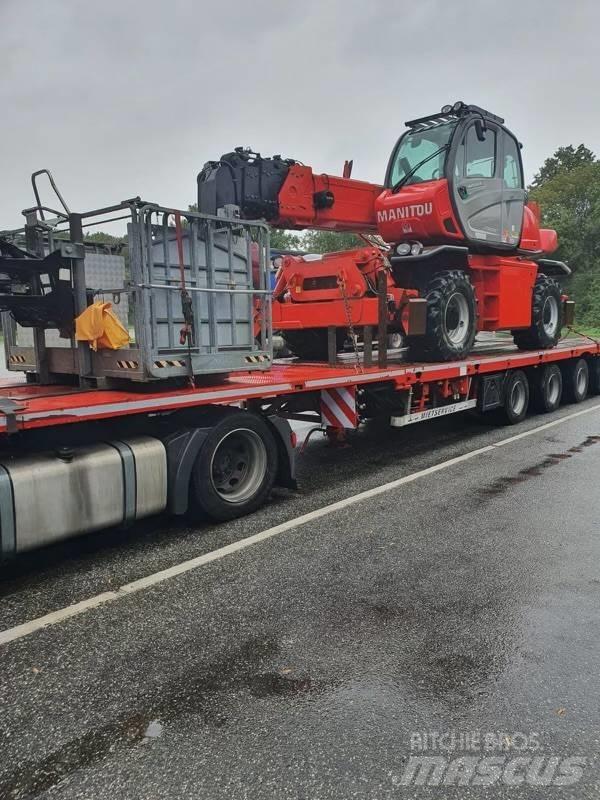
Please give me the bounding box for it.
[0,436,167,555]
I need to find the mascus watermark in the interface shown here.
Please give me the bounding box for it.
[397,732,587,787]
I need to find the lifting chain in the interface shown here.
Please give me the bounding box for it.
[563,325,600,345]
[337,272,363,374]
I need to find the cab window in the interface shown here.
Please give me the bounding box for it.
[464,126,496,178]
[503,135,523,189]
[388,121,457,187]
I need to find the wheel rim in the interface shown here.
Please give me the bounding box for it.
[510,380,527,416]
[542,295,559,336]
[444,292,470,346]
[210,428,267,504]
[576,364,588,395]
[547,372,560,404]
[388,332,403,350]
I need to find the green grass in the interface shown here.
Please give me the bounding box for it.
[562,325,600,339]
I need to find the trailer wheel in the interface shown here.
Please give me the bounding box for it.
[561,358,589,403]
[189,412,278,521]
[530,364,562,413]
[282,328,346,362]
[513,274,562,350]
[587,357,600,395]
[407,270,477,362]
[503,370,529,424]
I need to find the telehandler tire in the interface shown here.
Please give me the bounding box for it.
[513,274,562,350]
[407,270,477,362]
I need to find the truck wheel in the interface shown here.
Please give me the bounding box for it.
[513,274,562,350]
[407,270,477,361]
[561,358,589,403]
[503,369,529,424]
[189,412,278,521]
[587,357,600,395]
[530,364,562,413]
[282,329,346,361]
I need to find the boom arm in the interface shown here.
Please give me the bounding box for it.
[197,148,381,233]
[273,165,380,233]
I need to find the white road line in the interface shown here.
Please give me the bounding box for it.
[491,403,600,447]
[1,402,599,647]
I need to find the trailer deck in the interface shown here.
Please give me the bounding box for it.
[0,337,597,434]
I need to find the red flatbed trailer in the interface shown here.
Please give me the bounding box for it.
[0,337,596,435]
[0,335,599,559]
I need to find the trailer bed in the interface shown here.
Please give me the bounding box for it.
[0,337,597,435]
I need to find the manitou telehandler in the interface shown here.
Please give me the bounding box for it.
[198,101,570,361]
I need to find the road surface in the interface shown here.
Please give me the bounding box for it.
[1,399,599,799]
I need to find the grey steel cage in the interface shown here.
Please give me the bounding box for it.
[1,196,273,384]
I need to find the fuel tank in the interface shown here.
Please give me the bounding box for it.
[0,437,167,555]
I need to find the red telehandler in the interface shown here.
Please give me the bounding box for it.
[198,102,570,362]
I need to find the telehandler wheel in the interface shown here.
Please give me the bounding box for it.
[513,274,562,350]
[503,369,530,424]
[530,363,562,413]
[561,357,589,403]
[407,270,477,362]
[282,328,346,362]
[189,412,278,521]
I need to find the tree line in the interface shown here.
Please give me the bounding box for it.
[529,145,600,327]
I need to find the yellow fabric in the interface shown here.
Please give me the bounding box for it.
[75,301,130,351]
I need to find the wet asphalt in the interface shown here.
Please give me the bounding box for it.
[1,398,600,799]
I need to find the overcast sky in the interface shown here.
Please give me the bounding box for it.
[1,0,599,231]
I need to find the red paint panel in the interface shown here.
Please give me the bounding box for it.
[375,180,463,244]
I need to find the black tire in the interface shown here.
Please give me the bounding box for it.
[530,364,562,413]
[407,270,477,362]
[282,328,346,361]
[587,357,600,395]
[513,274,562,350]
[503,369,530,424]
[189,412,278,521]
[561,358,589,403]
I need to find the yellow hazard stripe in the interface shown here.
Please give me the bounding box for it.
[154,360,186,368]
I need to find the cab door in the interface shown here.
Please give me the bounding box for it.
[452,122,504,247]
[500,132,526,247]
